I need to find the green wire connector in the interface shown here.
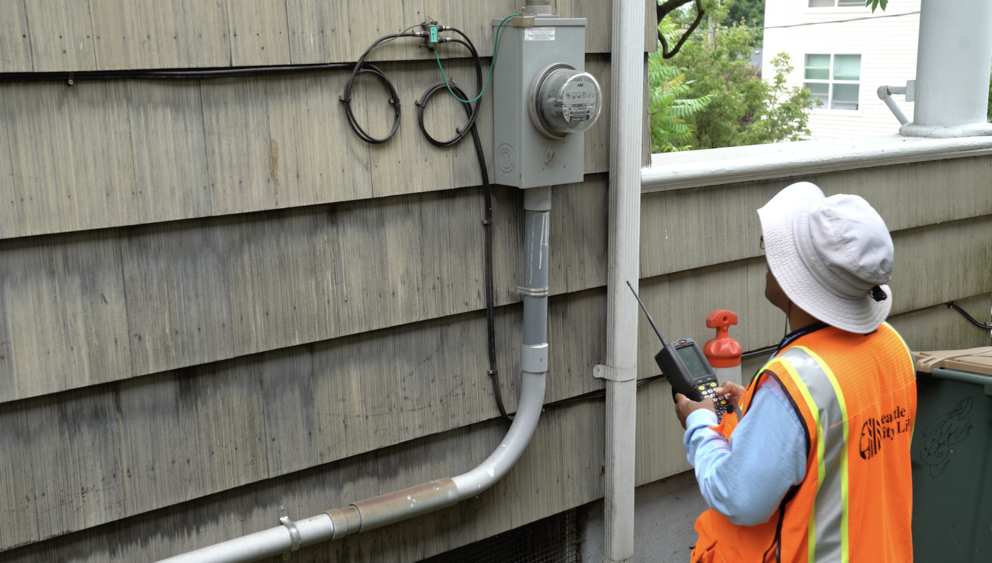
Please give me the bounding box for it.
[422,21,440,51]
[434,14,517,104]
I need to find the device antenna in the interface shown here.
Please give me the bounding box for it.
[625,281,668,347]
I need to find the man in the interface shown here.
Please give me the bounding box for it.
[675,182,917,562]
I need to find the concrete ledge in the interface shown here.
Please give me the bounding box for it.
[642,135,992,193]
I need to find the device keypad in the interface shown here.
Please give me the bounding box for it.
[695,377,730,420]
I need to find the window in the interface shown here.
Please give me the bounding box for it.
[808,0,864,6]
[804,54,861,110]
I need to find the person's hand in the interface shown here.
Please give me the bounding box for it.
[714,381,745,409]
[674,393,716,430]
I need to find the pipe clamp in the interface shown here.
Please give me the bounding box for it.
[510,286,549,297]
[593,364,636,382]
[278,504,302,553]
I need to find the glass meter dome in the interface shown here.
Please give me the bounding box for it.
[528,63,603,139]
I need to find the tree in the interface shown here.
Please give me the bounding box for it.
[724,0,764,30]
[655,0,706,58]
[649,61,712,152]
[649,0,814,150]
[654,13,815,150]
[649,17,713,151]
[656,0,890,57]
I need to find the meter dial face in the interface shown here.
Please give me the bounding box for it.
[529,63,603,139]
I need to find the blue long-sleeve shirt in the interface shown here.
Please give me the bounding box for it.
[683,376,807,526]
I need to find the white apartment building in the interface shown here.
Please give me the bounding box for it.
[762,0,921,139]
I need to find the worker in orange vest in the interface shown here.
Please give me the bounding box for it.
[674,182,916,562]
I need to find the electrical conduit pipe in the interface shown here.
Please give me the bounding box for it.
[157,188,552,563]
[521,0,554,17]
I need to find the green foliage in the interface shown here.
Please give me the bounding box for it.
[724,0,764,29]
[649,18,712,152]
[651,18,815,150]
[866,0,889,13]
[649,61,712,152]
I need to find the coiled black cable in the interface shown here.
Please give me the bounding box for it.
[340,32,419,144]
[416,33,484,147]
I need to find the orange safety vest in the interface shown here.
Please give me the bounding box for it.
[691,322,916,563]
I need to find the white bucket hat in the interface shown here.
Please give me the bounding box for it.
[757,182,894,334]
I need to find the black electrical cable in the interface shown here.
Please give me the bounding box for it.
[0,63,358,84]
[343,24,505,420]
[424,80,509,421]
[416,36,484,147]
[0,24,427,84]
[341,62,403,144]
[413,33,508,420]
[475,120,510,422]
[946,301,992,330]
[340,31,421,144]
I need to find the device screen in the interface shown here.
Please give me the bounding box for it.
[676,344,710,378]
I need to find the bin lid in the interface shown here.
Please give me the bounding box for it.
[913,346,992,376]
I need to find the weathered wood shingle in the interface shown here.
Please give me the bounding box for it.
[0,231,131,400]
[0,179,610,403]
[2,399,607,563]
[640,156,992,280]
[0,57,621,239]
[3,1,991,561]
[0,287,613,550]
[2,212,990,551]
[0,1,658,72]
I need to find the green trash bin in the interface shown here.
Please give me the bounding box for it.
[912,347,992,563]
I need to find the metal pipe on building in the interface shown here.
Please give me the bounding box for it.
[521,0,554,17]
[454,186,551,498]
[600,0,645,561]
[157,192,553,563]
[877,85,910,126]
[901,0,992,138]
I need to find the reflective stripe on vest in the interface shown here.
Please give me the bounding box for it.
[778,346,850,563]
[882,321,917,450]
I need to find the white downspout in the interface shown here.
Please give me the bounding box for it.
[156,190,552,563]
[900,0,992,138]
[595,0,645,562]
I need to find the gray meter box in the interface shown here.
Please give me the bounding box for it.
[492,18,589,189]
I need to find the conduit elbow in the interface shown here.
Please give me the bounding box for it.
[451,370,547,499]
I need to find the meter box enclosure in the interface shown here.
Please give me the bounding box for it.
[492,18,600,189]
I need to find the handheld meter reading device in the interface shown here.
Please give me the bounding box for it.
[626,282,730,421]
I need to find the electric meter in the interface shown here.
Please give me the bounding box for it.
[491,17,598,188]
[529,64,602,139]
